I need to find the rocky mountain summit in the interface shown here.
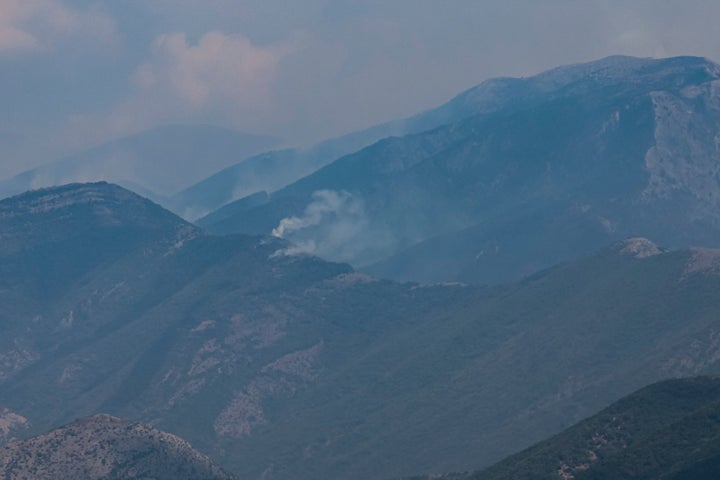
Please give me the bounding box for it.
[0,414,236,480]
[0,182,198,255]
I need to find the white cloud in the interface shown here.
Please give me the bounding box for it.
[51,31,290,152]
[133,31,287,112]
[14,0,720,175]
[0,0,117,54]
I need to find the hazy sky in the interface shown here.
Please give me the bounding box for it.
[1,0,720,177]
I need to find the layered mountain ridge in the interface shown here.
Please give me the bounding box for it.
[0,124,278,202]
[194,55,720,285]
[166,64,547,220]
[3,183,720,479]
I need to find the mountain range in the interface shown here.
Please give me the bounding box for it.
[3,182,720,479]
[190,55,720,285]
[3,51,720,480]
[0,124,277,202]
[165,74,526,221]
[0,64,517,223]
[6,56,720,289]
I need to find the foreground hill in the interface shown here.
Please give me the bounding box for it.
[0,414,236,480]
[4,184,720,479]
[407,377,720,480]
[197,55,720,284]
[0,124,277,201]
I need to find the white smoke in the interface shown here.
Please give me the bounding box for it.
[271,190,367,260]
[272,190,361,239]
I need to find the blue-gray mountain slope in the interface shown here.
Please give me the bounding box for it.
[170,58,562,220]
[407,377,720,480]
[198,55,720,285]
[5,184,720,480]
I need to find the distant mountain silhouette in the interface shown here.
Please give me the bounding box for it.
[0,124,277,201]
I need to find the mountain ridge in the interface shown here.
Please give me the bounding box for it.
[194,55,720,284]
[4,183,720,480]
[172,56,657,220]
[0,124,278,202]
[0,413,237,480]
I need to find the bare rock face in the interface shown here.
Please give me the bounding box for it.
[685,246,720,271]
[0,409,28,443]
[0,414,236,480]
[617,237,662,258]
[644,80,720,207]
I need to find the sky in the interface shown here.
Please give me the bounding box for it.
[1,0,720,178]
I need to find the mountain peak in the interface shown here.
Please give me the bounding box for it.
[0,414,236,480]
[530,55,720,94]
[615,237,662,258]
[72,413,131,426]
[0,124,280,200]
[539,54,654,77]
[1,182,141,215]
[0,181,186,223]
[0,182,198,256]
